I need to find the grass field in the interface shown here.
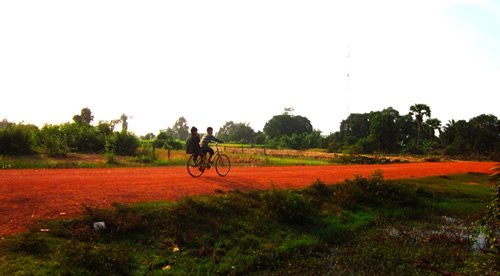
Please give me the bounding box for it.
[0,146,429,169]
[1,172,497,275]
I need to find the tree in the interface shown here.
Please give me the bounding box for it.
[369,108,400,153]
[217,121,255,144]
[0,119,10,129]
[96,120,117,137]
[339,113,371,146]
[397,114,416,149]
[326,132,342,153]
[142,133,155,140]
[442,120,472,155]
[153,131,183,150]
[409,104,431,149]
[441,120,456,146]
[425,118,441,152]
[468,114,499,155]
[72,107,94,126]
[304,130,322,149]
[217,121,236,141]
[119,114,128,133]
[169,117,189,140]
[254,131,266,144]
[264,114,313,139]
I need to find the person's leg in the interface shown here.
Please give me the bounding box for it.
[207,148,215,165]
[200,147,209,162]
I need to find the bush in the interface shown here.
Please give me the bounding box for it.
[60,123,105,153]
[113,132,139,156]
[38,125,69,156]
[0,124,36,155]
[333,171,420,208]
[262,188,318,226]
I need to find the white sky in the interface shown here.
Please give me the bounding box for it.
[1,0,499,136]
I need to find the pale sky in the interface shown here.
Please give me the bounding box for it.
[1,0,499,136]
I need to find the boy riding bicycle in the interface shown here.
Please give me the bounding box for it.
[187,127,201,162]
[200,127,224,168]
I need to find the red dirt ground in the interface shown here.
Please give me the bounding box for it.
[0,161,497,237]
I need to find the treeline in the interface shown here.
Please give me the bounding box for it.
[327,105,499,159]
[0,108,141,157]
[0,104,499,159]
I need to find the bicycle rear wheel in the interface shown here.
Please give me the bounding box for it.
[215,154,231,177]
[187,155,204,177]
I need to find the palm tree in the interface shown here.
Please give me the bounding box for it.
[409,104,431,149]
[425,118,441,152]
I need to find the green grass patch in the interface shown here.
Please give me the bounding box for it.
[1,173,497,275]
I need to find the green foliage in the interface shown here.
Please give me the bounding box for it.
[0,118,9,129]
[317,211,375,244]
[72,107,94,126]
[369,107,401,153]
[105,138,118,165]
[164,117,190,140]
[0,123,36,155]
[263,114,313,140]
[328,105,498,158]
[262,188,318,226]
[38,124,69,156]
[331,154,404,165]
[254,131,266,144]
[339,113,371,146]
[153,131,183,150]
[134,142,156,163]
[477,164,499,254]
[55,241,135,275]
[410,103,432,148]
[333,170,420,208]
[441,115,500,159]
[60,122,105,153]
[217,121,256,144]
[0,108,146,157]
[4,231,50,255]
[265,131,323,150]
[112,132,139,156]
[2,106,498,158]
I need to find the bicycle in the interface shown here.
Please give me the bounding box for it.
[187,143,231,177]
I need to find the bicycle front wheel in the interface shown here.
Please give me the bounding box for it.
[187,155,204,177]
[215,154,231,177]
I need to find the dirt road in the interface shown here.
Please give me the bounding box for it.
[0,161,496,237]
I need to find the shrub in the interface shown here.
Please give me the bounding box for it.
[61,123,105,153]
[113,132,139,156]
[0,123,36,155]
[262,188,318,226]
[333,171,420,208]
[304,180,334,209]
[38,125,69,156]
